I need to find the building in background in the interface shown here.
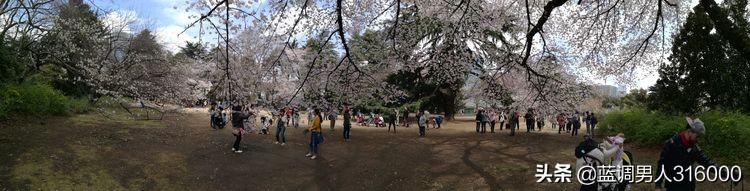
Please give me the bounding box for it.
[594,84,624,98]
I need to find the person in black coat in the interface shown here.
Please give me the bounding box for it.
[655,117,739,191]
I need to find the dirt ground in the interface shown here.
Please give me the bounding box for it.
[0,109,746,191]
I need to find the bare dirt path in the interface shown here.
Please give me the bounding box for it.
[1,110,744,190]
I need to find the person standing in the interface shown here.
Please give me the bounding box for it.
[536,115,544,131]
[307,108,313,125]
[209,104,219,130]
[509,111,517,136]
[230,105,250,153]
[525,110,535,133]
[418,111,427,137]
[589,112,598,137]
[343,106,352,141]
[306,109,323,160]
[387,108,397,133]
[292,108,300,128]
[328,108,337,131]
[402,108,410,128]
[275,108,289,146]
[566,113,574,132]
[489,110,497,133]
[395,109,400,129]
[571,111,581,136]
[475,108,484,133]
[481,110,489,133]
[499,110,506,131]
[424,110,431,129]
[584,111,592,135]
[557,113,566,134]
[550,114,557,132]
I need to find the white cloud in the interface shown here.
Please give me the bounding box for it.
[102,10,139,34]
[155,25,198,53]
[163,5,195,26]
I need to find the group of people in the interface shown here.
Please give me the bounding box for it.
[350,108,445,134]
[210,102,740,191]
[556,111,598,137]
[210,103,450,156]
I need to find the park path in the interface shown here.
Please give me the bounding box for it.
[1,109,742,190]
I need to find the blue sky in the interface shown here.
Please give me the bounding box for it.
[92,0,199,52]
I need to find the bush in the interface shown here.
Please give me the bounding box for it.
[598,107,750,167]
[0,82,80,119]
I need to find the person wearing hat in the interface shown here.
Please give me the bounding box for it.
[655,117,730,191]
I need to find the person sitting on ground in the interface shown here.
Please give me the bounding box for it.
[357,113,365,126]
[374,114,384,127]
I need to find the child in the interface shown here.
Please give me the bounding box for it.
[260,116,271,135]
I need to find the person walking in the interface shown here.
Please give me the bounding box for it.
[343,106,352,141]
[418,111,427,137]
[275,108,289,146]
[306,109,323,160]
[655,117,739,191]
[230,105,250,153]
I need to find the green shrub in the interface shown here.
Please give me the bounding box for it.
[68,97,92,114]
[0,82,75,118]
[598,107,750,167]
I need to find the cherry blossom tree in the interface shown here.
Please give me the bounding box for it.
[179,0,746,114]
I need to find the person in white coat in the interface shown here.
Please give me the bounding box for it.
[575,135,620,191]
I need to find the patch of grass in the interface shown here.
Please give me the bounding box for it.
[68,113,167,129]
[10,146,125,190]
